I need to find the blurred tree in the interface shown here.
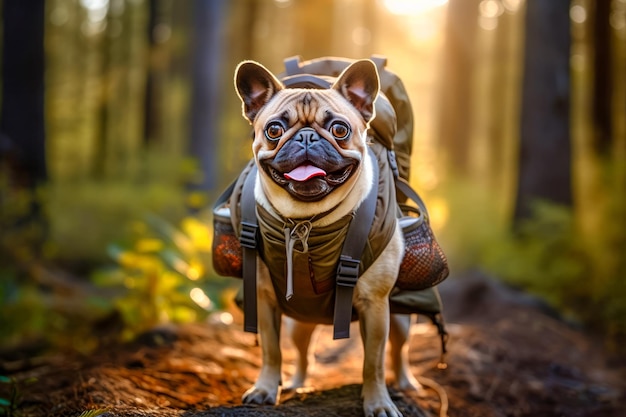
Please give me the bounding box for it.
[1,0,47,188]
[0,0,48,252]
[93,9,111,179]
[483,8,522,190]
[188,0,228,206]
[591,0,613,154]
[514,0,572,225]
[437,0,481,175]
[218,0,257,173]
[144,0,172,148]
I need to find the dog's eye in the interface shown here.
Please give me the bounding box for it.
[330,122,350,140]
[265,123,284,141]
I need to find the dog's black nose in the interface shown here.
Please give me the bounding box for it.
[295,128,319,145]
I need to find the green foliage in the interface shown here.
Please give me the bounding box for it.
[0,268,51,347]
[0,263,113,353]
[436,175,626,348]
[0,375,37,417]
[92,214,233,340]
[481,201,590,316]
[45,151,190,266]
[1,150,235,350]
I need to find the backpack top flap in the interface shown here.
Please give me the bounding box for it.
[279,55,414,180]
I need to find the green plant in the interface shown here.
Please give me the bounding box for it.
[481,201,590,315]
[434,172,625,350]
[93,214,233,340]
[480,199,625,347]
[0,375,37,417]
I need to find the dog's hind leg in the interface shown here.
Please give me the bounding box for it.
[389,314,420,391]
[284,318,317,389]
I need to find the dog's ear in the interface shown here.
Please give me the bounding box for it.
[235,61,283,123]
[332,60,380,122]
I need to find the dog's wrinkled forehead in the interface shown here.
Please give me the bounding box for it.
[284,91,320,124]
[256,88,362,128]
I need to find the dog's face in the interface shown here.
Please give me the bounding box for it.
[235,60,379,218]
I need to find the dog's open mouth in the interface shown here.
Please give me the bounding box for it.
[284,165,326,182]
[266,163,355,201]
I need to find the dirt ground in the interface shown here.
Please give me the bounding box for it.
[2,271,624,417]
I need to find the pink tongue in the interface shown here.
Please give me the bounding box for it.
[284,165,327,182]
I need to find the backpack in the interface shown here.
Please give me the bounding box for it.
[212,56,449,361]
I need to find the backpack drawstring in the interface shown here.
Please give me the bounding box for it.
[284,220,312,301]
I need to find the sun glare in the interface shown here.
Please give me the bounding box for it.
[382,0,448,16]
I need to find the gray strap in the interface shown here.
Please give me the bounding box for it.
[213,177,237,210]
[282,74,331,89]
[369,55,387,72]
[240,166,259,333]
[333,147,379,339]
[395,176,429,219]
[283,55,303,75]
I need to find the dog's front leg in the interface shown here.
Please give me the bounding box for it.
[242,260,282,405]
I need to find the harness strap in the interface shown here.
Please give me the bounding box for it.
[333,147,379,339]
[395,174,430,220]
[213,176,237,212]
[240,166,259,333]
[282,74,331,89]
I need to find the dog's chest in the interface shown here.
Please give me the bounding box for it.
[257,206,353,323]
[252,142,399,323]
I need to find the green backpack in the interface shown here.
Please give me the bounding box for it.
[213,56,449,360]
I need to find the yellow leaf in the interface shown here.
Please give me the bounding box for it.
[187,259,204,280]
[135,238,164,253]
[186,192,208,209]
[182,217,212,251]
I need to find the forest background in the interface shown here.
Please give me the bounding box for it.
[1,0,625,357]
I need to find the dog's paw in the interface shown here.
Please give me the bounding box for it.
[242,385,279,405]
[363,390,403,417]
[363,401,403,417]
[283,374,306,391]
[396,372,422,392]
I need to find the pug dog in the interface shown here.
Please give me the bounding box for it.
[234,59,417,417]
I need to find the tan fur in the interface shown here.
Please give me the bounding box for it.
[236,60,415,417]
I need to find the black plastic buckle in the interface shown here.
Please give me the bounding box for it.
[336,255,360,287]
[240,221,258,249]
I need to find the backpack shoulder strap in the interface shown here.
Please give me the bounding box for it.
[240,166,259,334]
[333,146,379,339]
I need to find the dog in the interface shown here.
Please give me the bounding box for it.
[234,59,417,417]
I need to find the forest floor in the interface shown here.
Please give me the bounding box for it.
[1,271,624,417]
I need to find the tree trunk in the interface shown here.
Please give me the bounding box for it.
[437,0,480,176]
[591,0,612,154]
[187,0,227,206]
[0,0,47,252]
[93,12,111,179]
[514,0,572,225]
[0,0,47,187]
[144,0,172,148]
